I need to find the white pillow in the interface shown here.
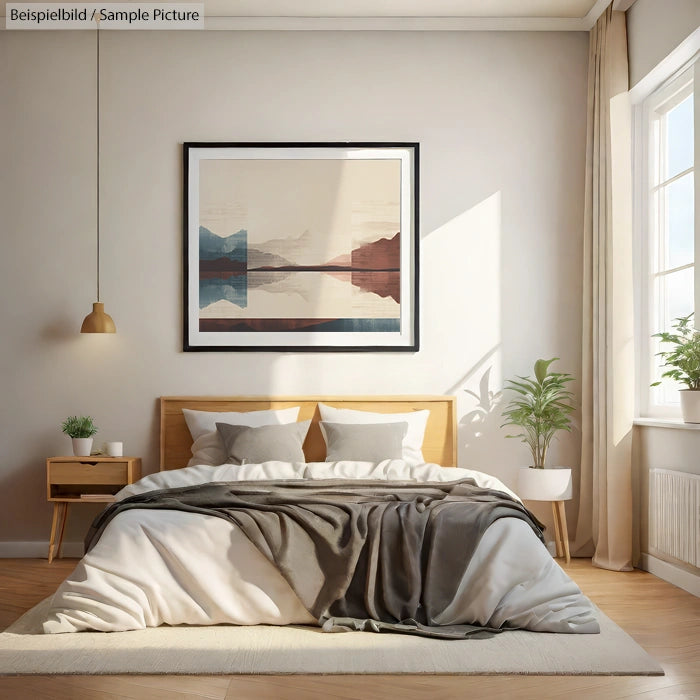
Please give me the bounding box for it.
[183,407,300,467]
[318,404,429,466]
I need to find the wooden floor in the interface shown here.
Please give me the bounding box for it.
[0,558,698,699]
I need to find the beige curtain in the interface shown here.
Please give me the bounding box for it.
[573,6,635,571]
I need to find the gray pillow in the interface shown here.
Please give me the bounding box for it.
[321,421,408,462]
[216,420,311,465]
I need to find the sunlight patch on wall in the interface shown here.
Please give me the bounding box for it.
[421,192,505,473]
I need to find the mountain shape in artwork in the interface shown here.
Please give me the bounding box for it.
[199,226,247,273]
[349,232,399,270]
[324,253,352,267]
[251,229,313,266]
[247,248,295,269]
[249,233,400,272]
[199,275,247,309]
[199,226,247,261]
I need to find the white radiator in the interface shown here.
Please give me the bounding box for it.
[649,469,700,568]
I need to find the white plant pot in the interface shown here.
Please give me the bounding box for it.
[680,390,700,424]
[517,467,572,502]
[72,438,93,457]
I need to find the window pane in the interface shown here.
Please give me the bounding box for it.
[657,266,694,331]
[645,64,696,414]
[665,173,694,269]
[665,94,693,180]
[652,366,683,405]
[653,268,694,405]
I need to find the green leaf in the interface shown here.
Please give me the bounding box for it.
[534,358,558,385]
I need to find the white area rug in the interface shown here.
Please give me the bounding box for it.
[0,598,663,676]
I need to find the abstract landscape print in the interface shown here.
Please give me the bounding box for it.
[184,143,418,351]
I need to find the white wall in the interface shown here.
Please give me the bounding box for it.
[626,0,700,88]
[0,29,588,551]
[634,425,700,592]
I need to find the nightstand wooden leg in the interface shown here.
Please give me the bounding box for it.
[551,501,563,558]
[556,500,570,564]
[48,503,61,563]
[56,503,69,560]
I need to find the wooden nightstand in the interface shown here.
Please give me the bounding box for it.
[46,456,141,562]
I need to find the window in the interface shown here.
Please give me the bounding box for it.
[639,60,697,417]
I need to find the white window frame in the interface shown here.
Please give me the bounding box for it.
[635,57,698,419]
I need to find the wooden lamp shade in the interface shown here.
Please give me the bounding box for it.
[81,302,115,333]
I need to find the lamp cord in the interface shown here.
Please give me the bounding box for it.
[96,20,100,303]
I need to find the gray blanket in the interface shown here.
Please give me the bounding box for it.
[86,478,545,639]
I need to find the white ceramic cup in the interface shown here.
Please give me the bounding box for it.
[106,441,123,457]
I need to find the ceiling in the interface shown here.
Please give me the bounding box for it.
[1,0,632,29]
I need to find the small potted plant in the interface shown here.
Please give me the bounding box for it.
[652,313,700,423]
[501,358,576,501]
[61,416,98,456]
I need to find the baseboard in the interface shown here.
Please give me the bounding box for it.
[640,553,700,597]
[0,541,84,558]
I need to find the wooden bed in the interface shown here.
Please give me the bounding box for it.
[45,396,601,640]
[160,395,457,470]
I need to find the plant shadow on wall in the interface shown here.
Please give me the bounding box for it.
[457,363,504,471]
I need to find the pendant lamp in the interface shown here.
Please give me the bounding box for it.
[81,18,115,334]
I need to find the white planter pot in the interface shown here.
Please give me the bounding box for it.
[680,390,700,424]
[72,438,93,457]
[517,467,572,502]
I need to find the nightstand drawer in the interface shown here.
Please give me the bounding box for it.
[49,461,128,485]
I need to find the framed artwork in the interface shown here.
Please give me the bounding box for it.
[183,142,419,352]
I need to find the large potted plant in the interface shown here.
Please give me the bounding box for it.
[61,416,98,456]
[652,313,700,423]
[501,358,575,501]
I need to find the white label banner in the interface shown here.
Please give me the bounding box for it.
[6,3,204,29]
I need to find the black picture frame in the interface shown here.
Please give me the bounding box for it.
[183,142,419,352]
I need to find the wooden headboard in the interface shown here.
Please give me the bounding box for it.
[160,395,457,470]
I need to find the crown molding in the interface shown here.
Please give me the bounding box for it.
[201,15,588,31]
[580,0,614,30]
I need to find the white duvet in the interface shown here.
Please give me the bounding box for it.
[43,461,599,635]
